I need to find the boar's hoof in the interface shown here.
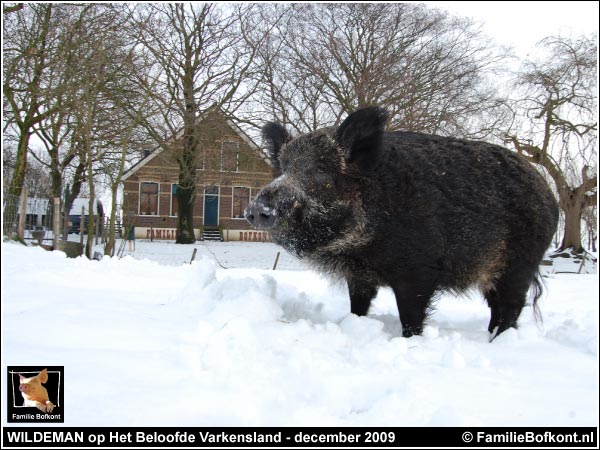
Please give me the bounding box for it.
[488,320,517,342]
[401,326,423,338]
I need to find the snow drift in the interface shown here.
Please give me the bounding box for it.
[1,242,597,426]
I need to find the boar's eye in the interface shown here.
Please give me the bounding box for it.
[279,155,290,173]
[313,170,334,186]
[278,152,290,172]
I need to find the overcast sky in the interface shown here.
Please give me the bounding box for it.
[426,1,598,58]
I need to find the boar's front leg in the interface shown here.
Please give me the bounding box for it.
[392,277,437,338]
[347,275,379,317]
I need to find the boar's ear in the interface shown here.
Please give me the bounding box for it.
[336,107,388,172]
[262,122,292,177]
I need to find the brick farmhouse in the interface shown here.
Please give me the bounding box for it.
[122,108,274,242]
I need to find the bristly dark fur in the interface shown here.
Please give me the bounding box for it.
[336,106,389,172]
[262,122,292,177]
[247,107,559,339]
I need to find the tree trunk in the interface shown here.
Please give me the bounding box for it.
[85,134,95,258]
[9,129,31,198]
[85,198,96,258]
[175,60,198,244]
[52,197,61,249]
[176,136,198,244]
[558,191,584,253]
[63,160,86,220]
[6,4,53,198]
[104,137,130,256]
[49,146,63,199]
[3,129,30,234]
[175,113,198,244]
[176,182,196,243]
[104,188,119,256]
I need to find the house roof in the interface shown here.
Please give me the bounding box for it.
[122,108,270,182]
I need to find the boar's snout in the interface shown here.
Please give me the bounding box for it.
[244,194,277,230]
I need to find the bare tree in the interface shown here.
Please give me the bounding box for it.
[14,4,145,256]
[3,3,178,254]
[3,3,56,197]
[505,35,597,254]
[28,4,99,235]
[130,4,265,244]
[250,3,507,135]
[4,3,98,240]
[67,5,146,258]
[100,68,159,256]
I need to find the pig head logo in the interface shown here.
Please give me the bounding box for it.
[246,106,558,340]
[8,366,64,422]
[19,368,54,413]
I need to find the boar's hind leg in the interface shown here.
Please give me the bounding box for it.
[484,267,533,340]
[392,279,436,338]
[347,276,379,317]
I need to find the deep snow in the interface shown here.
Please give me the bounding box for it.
[1,240,598,426]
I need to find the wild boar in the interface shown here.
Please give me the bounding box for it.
[245,107,559,339]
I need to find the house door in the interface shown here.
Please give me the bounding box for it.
[204,186,219,226]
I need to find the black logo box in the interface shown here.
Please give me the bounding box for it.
[6,366,64,423]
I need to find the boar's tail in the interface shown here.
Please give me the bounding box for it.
[530,270,544,326]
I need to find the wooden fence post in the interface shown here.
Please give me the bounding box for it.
[272,251,281,270]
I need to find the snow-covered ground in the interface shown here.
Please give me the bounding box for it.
[2,240,598,426]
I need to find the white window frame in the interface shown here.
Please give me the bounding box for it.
[198,139,207,171]
[169,183,178,217]
[220,141,240,172]
[231,186,251,219]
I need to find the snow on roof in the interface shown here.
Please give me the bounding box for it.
[69,198,102,215]
[18,198,50,215]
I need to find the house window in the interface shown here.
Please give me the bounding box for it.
[197,139,207,171]
[139,182,159,215]
[171,184,179,216]
[221,141,239,172]
[205,148,220,171]
[232,187,250,219]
